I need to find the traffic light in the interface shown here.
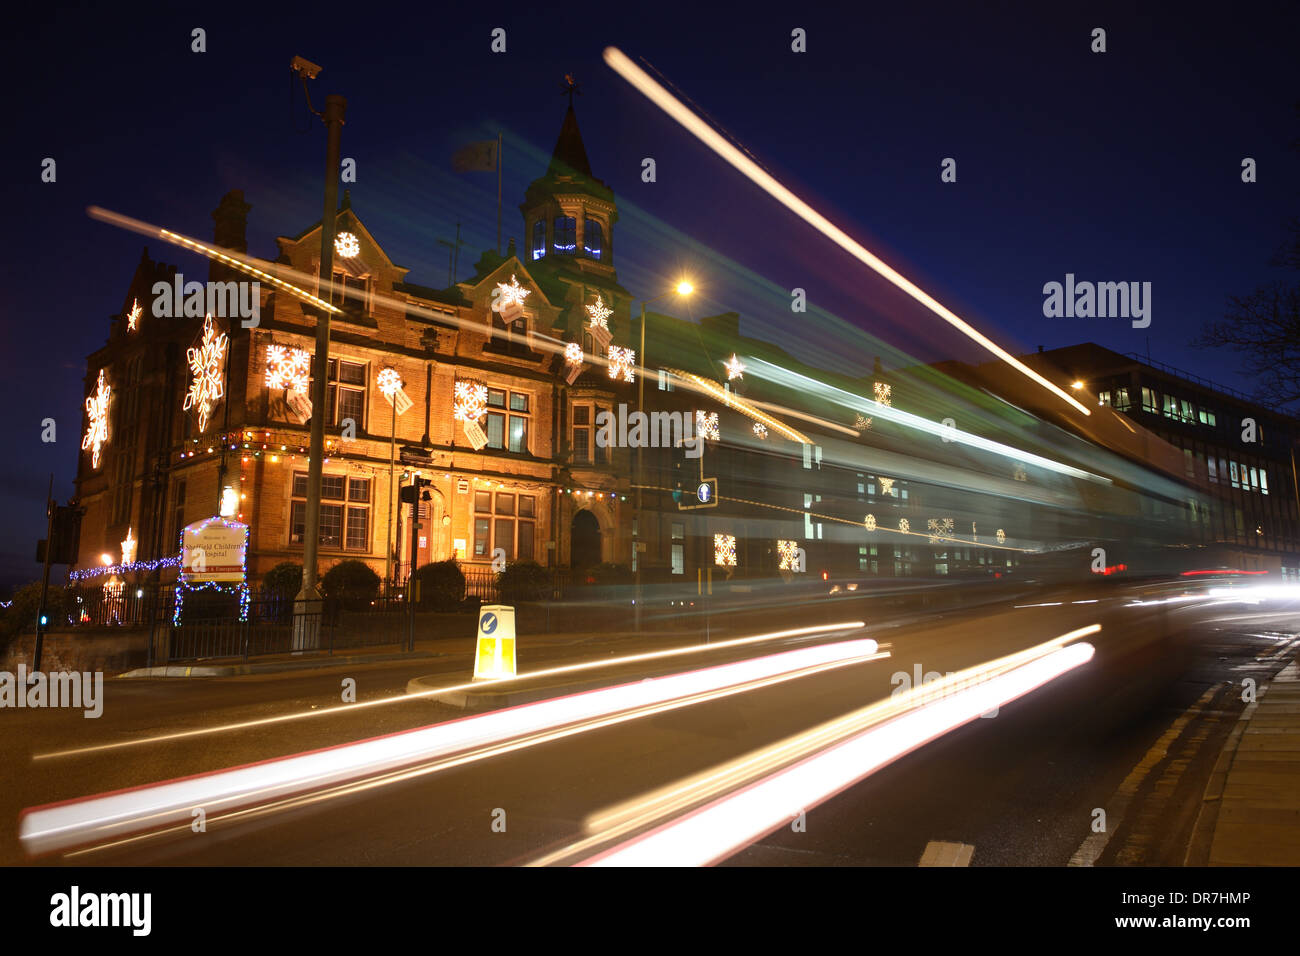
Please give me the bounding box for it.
[400,475,432,504]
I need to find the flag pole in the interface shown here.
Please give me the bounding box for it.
[496,131,502,255]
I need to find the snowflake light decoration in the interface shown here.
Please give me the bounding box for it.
[1013,463,1028,482]
[724,354,745,381]
[854,413,872,431]
[495,273,531,311]
[183,314,228,433]
[996,528,1006,544]
[453,380,488,423]
[121,526,137,566]
[874,381,892,407]
[753,421,768,439]
[864,514,877,531]
[264,344,311,392]
[899,518,910,534]
[585,294,612,331]
[607,345,635,383]
[777,540,801,571]
[335,231,360,258]
[878,476,895,496]
[696,410,720,441]
[927,517,954,544]
[713,533,737,568]
[565,342,583,365]
[126,298,142,332]
[376,366,403,399]
[82,368,111,469]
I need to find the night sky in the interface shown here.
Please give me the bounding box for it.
[3,2,1296,591]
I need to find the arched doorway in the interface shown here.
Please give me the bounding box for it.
[571,509,601,569]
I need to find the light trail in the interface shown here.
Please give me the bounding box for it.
[36,620,865,760]
[746,357,1111,484]
[529,625,1099,867]
[19,638,882,857]
[602,47,1091,418]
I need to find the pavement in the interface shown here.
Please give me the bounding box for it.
[1201,656,1300,866]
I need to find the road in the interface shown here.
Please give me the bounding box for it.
[4,580,1298,866]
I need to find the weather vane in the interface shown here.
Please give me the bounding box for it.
[561,73,582,107]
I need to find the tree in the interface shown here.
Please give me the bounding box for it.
[322,560,381,610]
[1195,104,1300,411]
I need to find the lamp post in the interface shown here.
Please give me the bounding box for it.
[377,368,403,591]
[295,81,347,649]
[632,280,693,632]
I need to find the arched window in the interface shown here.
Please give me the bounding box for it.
[531,220,546,260]
[553,216,576,255]
[583,220,603,260]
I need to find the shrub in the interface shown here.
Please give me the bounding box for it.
[1,582,68,649]
[323,560,381,611]
[498,561,551,603]
[262,561,303,598]
[412,559,465,612]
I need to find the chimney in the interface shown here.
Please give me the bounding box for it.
[211,190,251,283]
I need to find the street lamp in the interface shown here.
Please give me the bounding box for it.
[292,57,347,650]
[633,279,694,632]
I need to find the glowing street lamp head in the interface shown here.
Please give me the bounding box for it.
[1071,381,1085,390]
[100,553,113,567]
[676,280,694,297]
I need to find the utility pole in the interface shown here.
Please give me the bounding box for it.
[295,84,347,649]
[32,475,55,672]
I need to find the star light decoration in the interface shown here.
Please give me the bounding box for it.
[121,527,137,566]
[864,514,877,531]
[264,344,311,392]
[126,298,142,332]
[927,517,954,544]
[495,273,531,312]
[453,380,488,423]
[752,421,768,439]
[697,410,720,441]
[376,366,403,399]
[334,232,360,258]
[878,476,895,496]
[777,539,802,572]
[713,533,737,568]
[82,368,111,469]
[183,315,228,433]
[899,518,910,534]
[996,528,1006,544]
[724,354,745,381]
[585,294,612,332]
[607,345,636,383]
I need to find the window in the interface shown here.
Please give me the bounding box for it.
[658,369,674,391]
[112,452,133,525]
[171,479,187,548]
[327,359,366,429]
[671,522,685,575]
[859,545,878,573]
[583,220,603,260]
[1208,457,1218,483]
[486,389,531,453]
[1113,387,1131,411]
[531,220,546,260]
[473,491,536,561]
[553,216,576,255]
[1163,394,1178,420]
[1141,387,1158,412]
[291,473,371,551]
[1198,407,1217,427]
[330,271,369,315]
[571,403,607,463]
[1099,390,1111,407]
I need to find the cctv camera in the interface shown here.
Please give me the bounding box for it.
[291,55,322,79]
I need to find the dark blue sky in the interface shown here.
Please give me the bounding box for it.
[3,2,1296,590]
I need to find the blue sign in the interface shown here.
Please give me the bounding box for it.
[481,613,498,634]
[697,482,712,503]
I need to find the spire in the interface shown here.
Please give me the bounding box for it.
[549,77,592,178]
